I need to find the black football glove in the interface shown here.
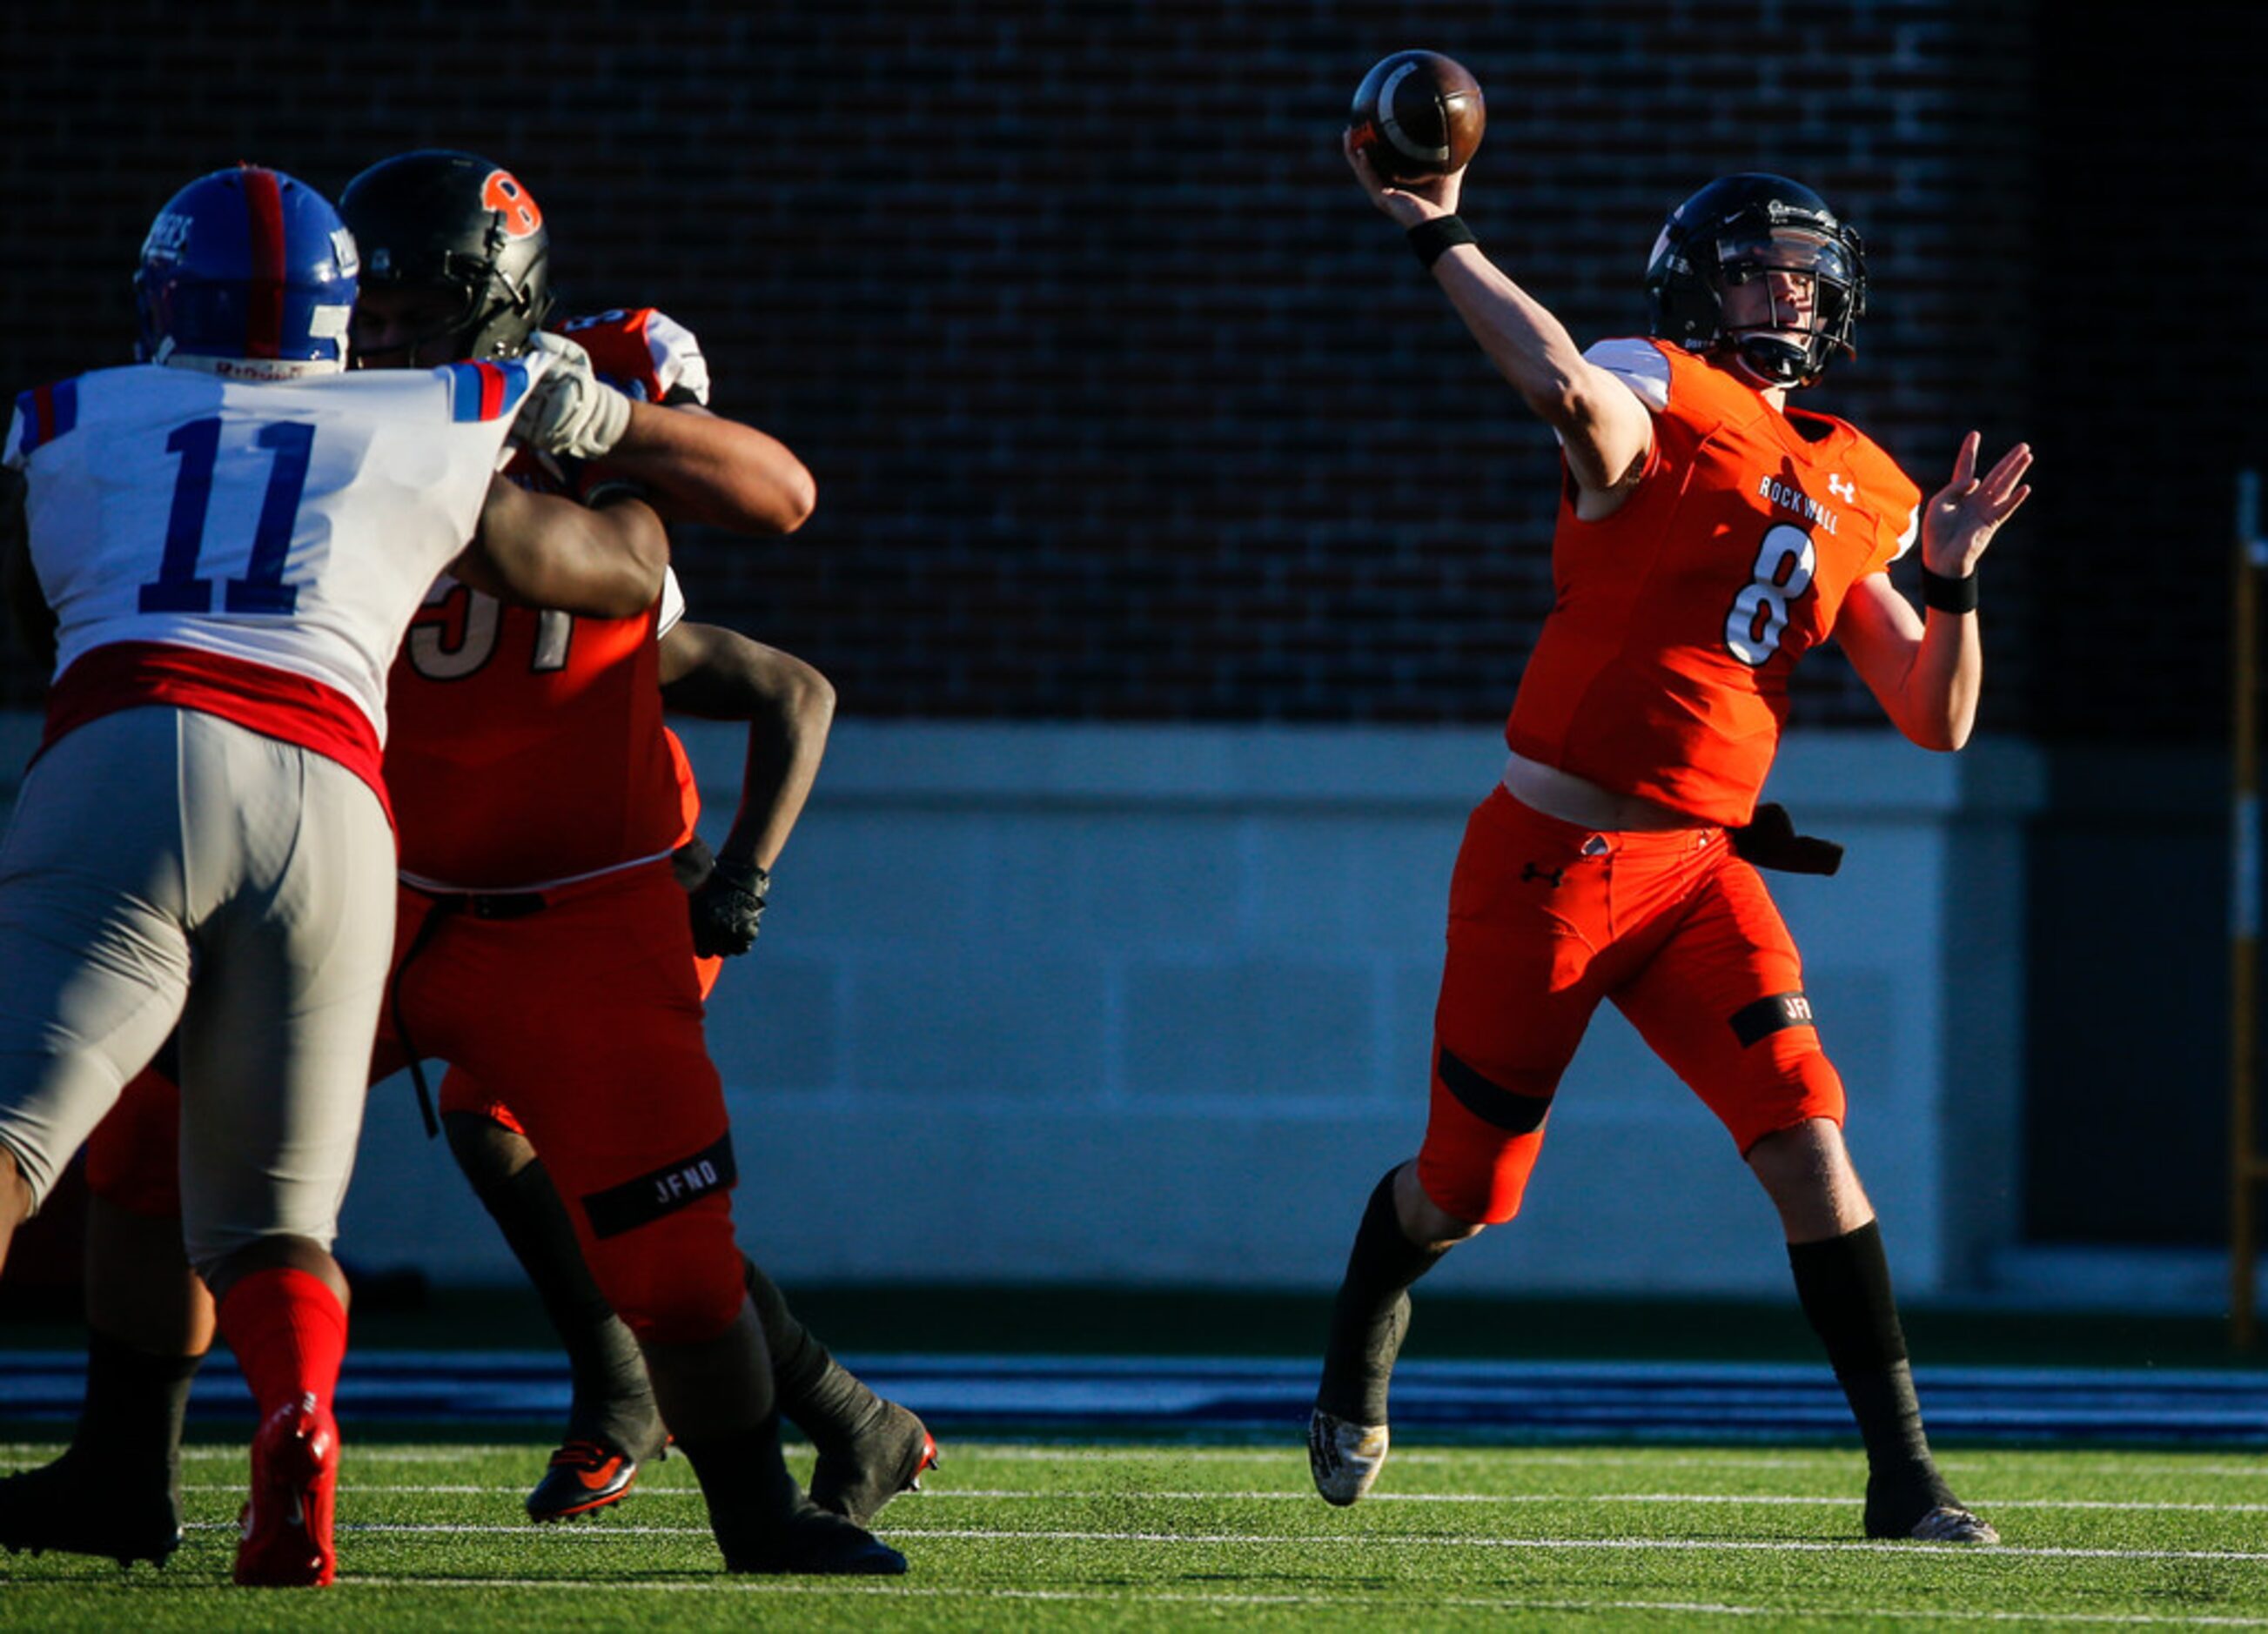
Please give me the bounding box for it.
[689,857,769,958]
[1728,802,1844,876]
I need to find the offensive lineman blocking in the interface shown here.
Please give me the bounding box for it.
[1309,142,2032,1543]
[0,151,925,1577]
[0,165,665,1585]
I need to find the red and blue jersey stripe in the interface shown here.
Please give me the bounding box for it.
[13,378,79,457]
[446,359,533,423]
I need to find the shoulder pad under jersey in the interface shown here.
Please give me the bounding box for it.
[553,307,712,408]
[1582,338,1673,415]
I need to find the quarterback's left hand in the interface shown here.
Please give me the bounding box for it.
[514,332,635,460]
[689,857,769,959]
[1922,432,2033,578]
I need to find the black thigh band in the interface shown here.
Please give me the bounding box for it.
[1730,991,1818,1048]
[1437,1045,1553,1134]
[581,1131,739,1239]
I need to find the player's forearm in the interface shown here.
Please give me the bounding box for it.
[660,627,836,870]
[715,718,829,872]
[463,479,668,619]
[1888,616,1983,752]
[604,402,816,536]
[1431,253,1646,488]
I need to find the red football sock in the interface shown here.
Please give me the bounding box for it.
[216,1268,348,1417]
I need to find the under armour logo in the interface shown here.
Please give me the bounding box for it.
[1828,472,1857,503]
[1520,862,1566,888]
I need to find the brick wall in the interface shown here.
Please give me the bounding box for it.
[0,0,2159,734]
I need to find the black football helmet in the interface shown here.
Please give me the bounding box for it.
[337,149,553,363]
[1644,172,1866,388]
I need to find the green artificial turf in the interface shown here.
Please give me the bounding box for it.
[4,1436,2264,1630]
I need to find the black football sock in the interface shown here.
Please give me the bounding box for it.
[74,1326,204,1503]
[445,1115,657,1453]
[676,1411,809,1558]
[1787,1220,1957,1532]
[742,1256,879,1450]
[1316,1166,1452,1424]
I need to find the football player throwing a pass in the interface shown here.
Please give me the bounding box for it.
[1310,138,2030,1544]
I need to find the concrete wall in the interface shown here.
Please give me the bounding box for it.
[317,720,2039,1300]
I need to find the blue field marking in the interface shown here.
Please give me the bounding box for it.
[4,1352,2266,1444]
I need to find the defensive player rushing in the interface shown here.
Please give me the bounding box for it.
[0,151,928,1576]
[0,165,667,1587]
[1309,143,2032,1544]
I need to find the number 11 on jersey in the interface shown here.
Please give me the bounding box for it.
[138,416,315,616]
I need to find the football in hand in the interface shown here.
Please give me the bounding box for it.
[1348,50,1486,183]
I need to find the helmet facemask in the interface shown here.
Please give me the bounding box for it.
[1710,226,1863,387]
[1645,173,1869,390]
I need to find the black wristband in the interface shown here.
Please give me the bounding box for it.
[1406,215,1477,268]
[1921,566,1979,614]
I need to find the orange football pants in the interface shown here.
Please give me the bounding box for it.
[1416,786,1845,1225]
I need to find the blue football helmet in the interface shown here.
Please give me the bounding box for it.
[133,164,359,378]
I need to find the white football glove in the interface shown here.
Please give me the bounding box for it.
[513,331,634,460]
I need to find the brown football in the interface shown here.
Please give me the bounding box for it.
[1348,50,1486,183]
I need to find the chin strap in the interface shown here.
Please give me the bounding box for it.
[1733,333,1817,387]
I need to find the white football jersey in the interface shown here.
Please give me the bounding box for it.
[7,357,548,740]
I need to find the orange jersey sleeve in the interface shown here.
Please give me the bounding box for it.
[544,307,712,506]
[1505,339,1920,826]
[553,307,711,406]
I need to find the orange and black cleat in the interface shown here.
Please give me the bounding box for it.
[526,1436,651,1524]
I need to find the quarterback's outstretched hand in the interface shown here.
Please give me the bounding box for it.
[1922,432,2033,578]
[689,857,769,959]
[513,332,635,460]
[1344,127,1463,227]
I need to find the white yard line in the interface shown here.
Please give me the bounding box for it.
[205,1518,2268,1562]
[269,1576,2268,1626]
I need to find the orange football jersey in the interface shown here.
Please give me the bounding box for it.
[1504,338,1920,826]
[385,309,707,891]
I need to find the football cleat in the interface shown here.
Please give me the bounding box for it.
[809,1400,937,1529]
[233,1396,338,1587]
[526,1435,655,1524]
[1308,1407,1391,1507]
[1902,1504,2001,1544]
[0,1450,182,1568]
[720,1499,908,1576]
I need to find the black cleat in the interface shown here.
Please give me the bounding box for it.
[721,1500,909,1576]
[0,1450,182,1568]
[809,1399,937,1529]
